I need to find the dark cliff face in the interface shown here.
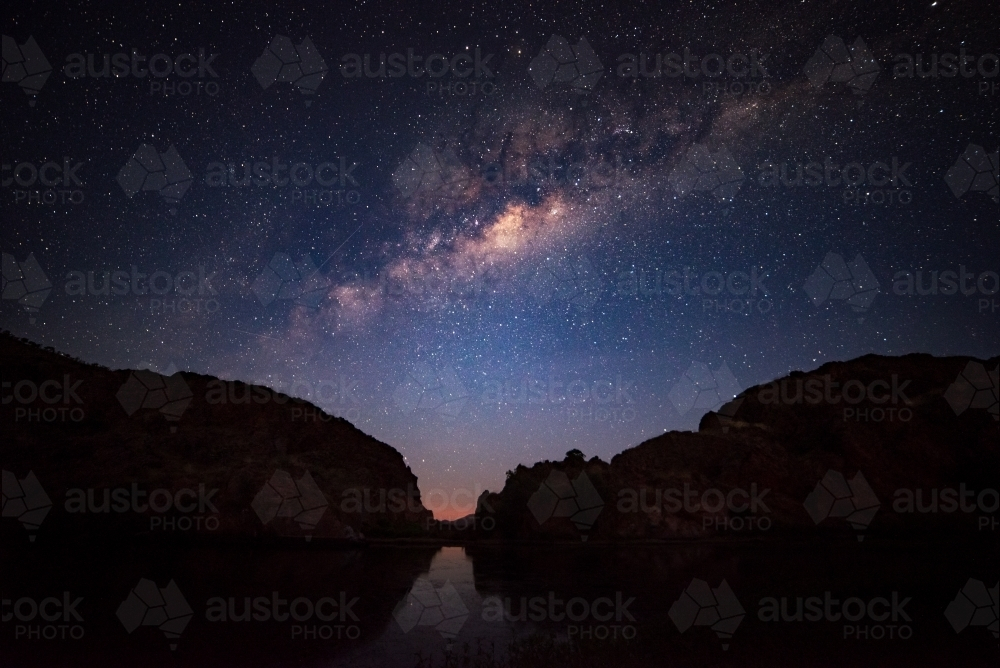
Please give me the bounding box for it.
[0,332,432,543]
[5,332,997,546]
[477,354,999,541]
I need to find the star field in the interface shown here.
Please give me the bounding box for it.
[2,0,996,518]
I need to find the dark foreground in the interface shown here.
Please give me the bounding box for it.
[2,537,997,667]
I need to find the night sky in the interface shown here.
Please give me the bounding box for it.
[3,0,996,518]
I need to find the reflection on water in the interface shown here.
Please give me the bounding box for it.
[2,539,997,666]
[335,546,515,667]
[339,538,999,667]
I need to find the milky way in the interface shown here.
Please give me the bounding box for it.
[3,0,996,517]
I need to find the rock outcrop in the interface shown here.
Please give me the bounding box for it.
[0,332,432,543]
[477,354,999,541]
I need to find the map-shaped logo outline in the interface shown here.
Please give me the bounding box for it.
[2,252,51,319]
[945,578,999,638]
[944,361,999,421]
[668,361,742,417]
[116,144,193,211]
[251,469,329,538]
[804,469,880,541]
[392,577,470,642]
[116,578,193,651]
[392,143,471,200]
[945,144,999,203]
[1,469,52,541]
[669,578,746,650]
[668,144,745,202]
[529,34,603,92]
[804,35,880,94]
[527,469,604,540]
[392,362,472,421]
[252,252,331,308]
[252,35,329,104]
[116,364,194,424]
[528,255,605,312]
[803,252,880,316]
[1,35,52,105]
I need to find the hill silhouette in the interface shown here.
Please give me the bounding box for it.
[1,331,431,543]
[477,354,999,541]
[3,333,997,545]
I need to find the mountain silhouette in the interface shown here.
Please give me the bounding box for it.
[1,331,431,543]
[477,354,999,541]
